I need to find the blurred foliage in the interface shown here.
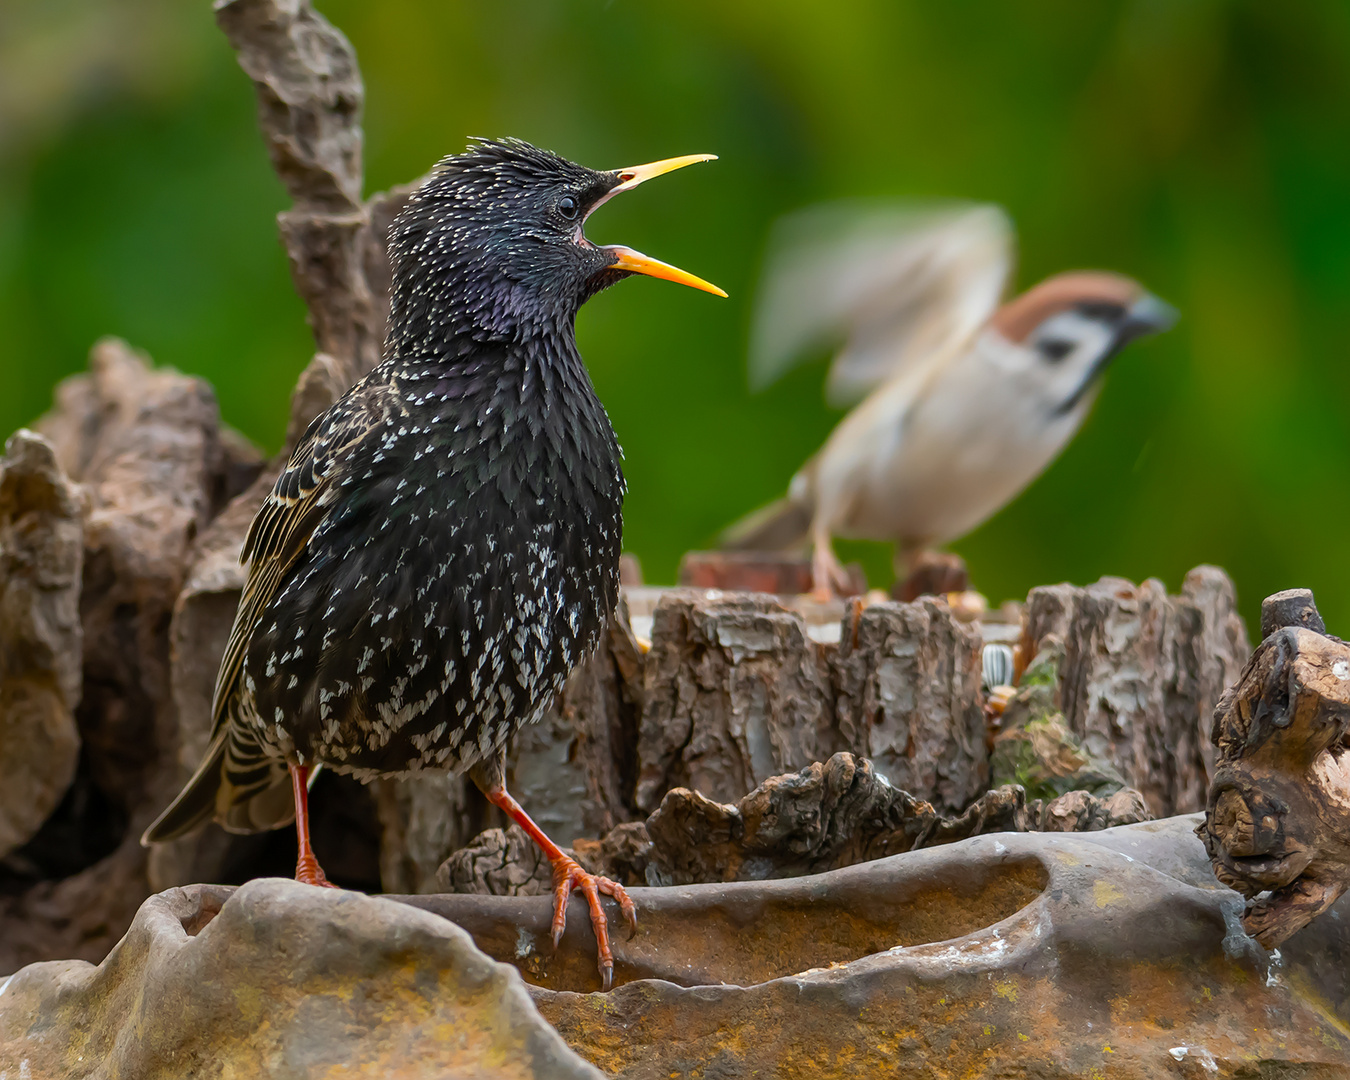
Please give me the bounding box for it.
[2,0,1349,632]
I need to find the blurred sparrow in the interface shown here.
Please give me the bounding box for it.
[724,202,1176,597]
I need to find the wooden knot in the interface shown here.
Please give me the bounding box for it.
[1260,589,1326,641]
[1210,788,1281,858]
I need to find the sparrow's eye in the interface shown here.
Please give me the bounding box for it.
[558,195,579,221]
[1039,338,1075,363]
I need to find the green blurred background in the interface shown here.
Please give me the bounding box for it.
[2,0,1349,630]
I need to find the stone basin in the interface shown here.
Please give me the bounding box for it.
[397,844,1048,992]
[2,815,1347,1078]
[403,815,1350,1078]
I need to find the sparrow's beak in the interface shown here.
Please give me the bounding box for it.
[592,154,727,298]
[1119,292,1179,342]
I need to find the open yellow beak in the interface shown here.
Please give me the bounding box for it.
[606,245,728,297]
[610,153,718,195]
[597,154,727,298]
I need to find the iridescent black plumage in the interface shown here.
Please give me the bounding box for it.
[146,139,723,985]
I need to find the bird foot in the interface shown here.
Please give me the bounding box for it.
[295,853,339,889]
[809,540,856,601]
[549,855,637,991]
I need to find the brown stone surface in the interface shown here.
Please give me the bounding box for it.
[0,879,602,1080]
[7,815,1343,1078]
[399,815,1350,1078]
[1022,566,1250,817]
[834,596,987,816]
[1198,590,1350,949]
[0,432,84,859]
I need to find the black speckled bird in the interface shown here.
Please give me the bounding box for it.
[143,138,724,987]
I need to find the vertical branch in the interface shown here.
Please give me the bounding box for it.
[215,0,391,400]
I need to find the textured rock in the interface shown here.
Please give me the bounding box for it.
[402,815,1350,1078]
[634,591,839,813]
[8,817,1343,1078]
[834,596,987,815]
[0,432,84,859]
[0,879,602,1080]
[1022,566,1250,816]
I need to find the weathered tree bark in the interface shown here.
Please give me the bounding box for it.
[0,339,260,971]
[0,432,84,859]
[1197,590,1350,948]
[1021,565,1249,817]
[441,753,1151,894]
[834,596,987,816]
[634,591,840,813]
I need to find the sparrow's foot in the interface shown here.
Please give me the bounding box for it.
[295,852,339,889]
[810,540,855,601]
[549,855,638,990]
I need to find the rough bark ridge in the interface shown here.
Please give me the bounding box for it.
[0,339,261,972]
[635,591,840,812]
[444,752,1151,894]
[834,596,987,816]
[1021,565,1249,817]
[0,431,84,860]
[1198,590,1350,948]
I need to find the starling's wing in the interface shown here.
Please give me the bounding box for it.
[142,391,398,843]
[749,201,1013,406]
[210,393,396,740]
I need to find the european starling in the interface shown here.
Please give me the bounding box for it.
[723,202,1174,597]
[144,138,724,987]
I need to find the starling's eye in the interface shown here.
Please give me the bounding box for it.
[557,196,579,221]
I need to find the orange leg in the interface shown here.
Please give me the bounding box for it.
[480,783,637,990]
[290,764,337,889]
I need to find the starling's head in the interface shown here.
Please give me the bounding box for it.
[387,137,725,345]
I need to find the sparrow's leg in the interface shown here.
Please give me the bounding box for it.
[809,526,855,601]
[469,756,636,990]
[290,763,337,888]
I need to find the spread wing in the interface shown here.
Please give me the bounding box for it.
[749,201,1014,406]
[207,388,401,737]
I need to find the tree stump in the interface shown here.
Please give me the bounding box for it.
[1021,566,1249,816]
[1197,590,1350,948]
[0,432,84,860]
[634,591,839,812]
[834,596,987,816]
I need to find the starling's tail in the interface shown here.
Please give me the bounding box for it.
[141,733,228,844]
[141,725,298,845]
[719,494,814,552]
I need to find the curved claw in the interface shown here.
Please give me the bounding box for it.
[549,855,637,991]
